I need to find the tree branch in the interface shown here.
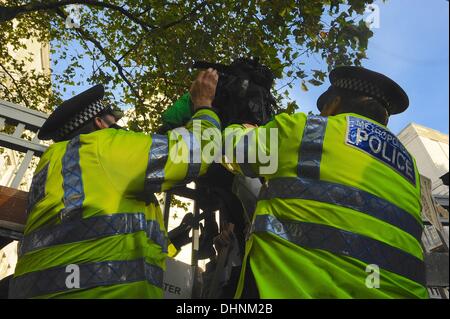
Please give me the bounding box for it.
[41,1,207,107]
[117,1,207,63]
[0,62,31,108]
[55,8,142,103]
[0,0,157,31]
[158,1,208,31]
[117,36,146,63]
[0,80,14,98]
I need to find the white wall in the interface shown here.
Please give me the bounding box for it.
[398,123,449,196]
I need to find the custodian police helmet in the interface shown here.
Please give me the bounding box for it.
[317,66,409,115]
[38,85,121,141]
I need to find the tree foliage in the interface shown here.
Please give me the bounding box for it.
[0,0,376,132]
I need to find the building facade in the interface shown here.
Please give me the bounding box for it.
[0,32,50,281]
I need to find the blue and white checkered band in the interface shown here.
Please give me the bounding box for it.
[334,78,391,112]
[58,99,107,138]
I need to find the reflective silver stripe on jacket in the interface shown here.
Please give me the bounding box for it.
[60,136,84,221]
[259,177,422,241]
[145,134,169,194]
[172,127,202,183]
[9,258,164,299]
[191,114,221,130]
[297,115,328,179]
[251,214,426,286]
[19,213,168,256]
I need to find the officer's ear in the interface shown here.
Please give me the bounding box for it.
[94,117,108,130]
[320,95,342,116]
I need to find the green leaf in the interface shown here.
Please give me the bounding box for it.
[308,79,323,86]
[285,101,298,114]
[301,81,309,92]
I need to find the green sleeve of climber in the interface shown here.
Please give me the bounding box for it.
[161,93,193,131]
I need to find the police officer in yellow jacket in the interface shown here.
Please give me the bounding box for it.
[9,68,221,298]
[224,66,428,298]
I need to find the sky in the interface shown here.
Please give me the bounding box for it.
[53,0,449,135]
[289,0,449,134]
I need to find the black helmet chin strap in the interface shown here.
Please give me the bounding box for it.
[99,113,124,130]
[108,123,124,130]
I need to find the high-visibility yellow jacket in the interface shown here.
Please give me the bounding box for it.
[223,112,428,299]
[9,109,221,299]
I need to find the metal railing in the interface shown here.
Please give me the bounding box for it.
[0,99,48,188]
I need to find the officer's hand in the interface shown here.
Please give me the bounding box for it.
[190,68,219,110]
